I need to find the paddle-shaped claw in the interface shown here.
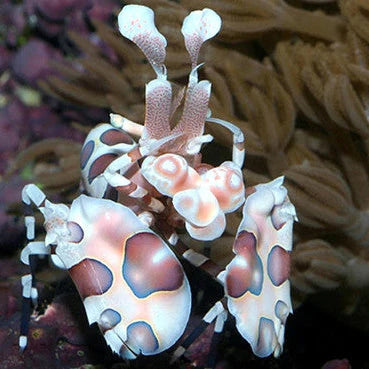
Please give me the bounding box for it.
[224,177,297,358]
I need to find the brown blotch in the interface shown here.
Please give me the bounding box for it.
[88,154,117,184]
[100,129,134,146]
[255,318,275,358]
[226,262,252,298]
[69,258,113,299]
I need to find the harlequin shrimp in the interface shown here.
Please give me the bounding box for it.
[19,4,297,366]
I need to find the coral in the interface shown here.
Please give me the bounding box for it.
[291,239,347,297]
[24,0,120,38]
[135,0,346,42]
[339,0,369,44]
[11,39,63,87]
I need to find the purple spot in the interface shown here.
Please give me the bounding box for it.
[226,232,263,298]
[267,245,290,286]
[255,317,275,358]
[233,230,257,254]
[99,309,122,333]
[67,221,84,243]
[275,300,289,324]
[126,321,159,355]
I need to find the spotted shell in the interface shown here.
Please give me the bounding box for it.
[55,195,191,358]
[80,124,136,198]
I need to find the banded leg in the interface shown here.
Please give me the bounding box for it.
[159,224,224,282]
[19,241,50,352]
[104,132,182,175]
[160,227,229,367]
[21,184,48,320]
[21,241,49,305]
[171,301,227,367]
[20,185,60,351]
[22,184,46,240]
[206,309,228,369]
[103,169,165,213]
[20,274,32,352]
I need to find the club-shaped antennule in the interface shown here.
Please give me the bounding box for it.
[118,5,167,78]
[174,9,221,140]
[142,78,172,141]
[181,8,221,70]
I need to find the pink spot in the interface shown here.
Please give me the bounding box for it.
[126,321,159,354]
[67,222,84,243]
